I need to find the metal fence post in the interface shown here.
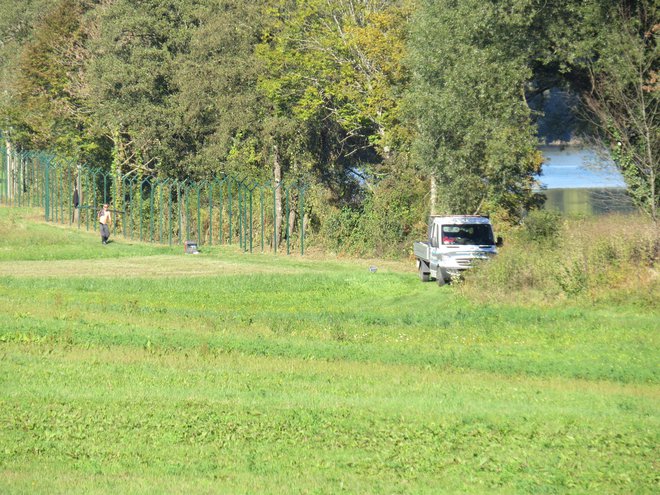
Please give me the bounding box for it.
[44,159,50,221]
[237,182,244,249]
[218,178,225,245]
[149,179,155,242]
[249,183,254,253]
[138,178,144,242]
[260,186,265,252]
[227,179,233,245]
[208,181,213,246]
[300,185,306,256]
[273,183,278,254]
[168,183,173,246]
[285,186,290,255]
[197,183,202,245]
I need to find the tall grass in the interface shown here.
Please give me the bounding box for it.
[461,212,659,306]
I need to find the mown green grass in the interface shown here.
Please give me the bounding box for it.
[0,207,658,494]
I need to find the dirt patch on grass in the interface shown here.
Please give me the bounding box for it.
[0,255,305,278]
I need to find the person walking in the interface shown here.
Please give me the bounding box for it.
[99,204,111,245]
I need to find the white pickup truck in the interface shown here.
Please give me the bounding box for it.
[413,215,502,285]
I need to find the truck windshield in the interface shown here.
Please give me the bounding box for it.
[442,224,494,245]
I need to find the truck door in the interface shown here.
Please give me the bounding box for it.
[429,224,440,272]
[431,224,439,247]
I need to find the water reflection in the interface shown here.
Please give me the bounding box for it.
[537,146,636,216]
[542,188,636,216]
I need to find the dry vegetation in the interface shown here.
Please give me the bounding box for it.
[460,212,659,306]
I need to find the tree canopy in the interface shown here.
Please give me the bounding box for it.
[0,0,656,255]
[408,0,545,217]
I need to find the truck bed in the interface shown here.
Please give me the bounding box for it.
[413,241,431,261]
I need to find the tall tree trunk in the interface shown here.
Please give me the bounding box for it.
[430,174,437,216]
[288,203,296,241]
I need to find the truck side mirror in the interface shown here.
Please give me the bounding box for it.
[496,236,503,247]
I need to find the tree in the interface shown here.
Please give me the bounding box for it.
[87,0,197,177]
[407,0,543,218]
[170,0,266,179]
[2,0,103,161]
[0,0,52,131]
[87,0,270,180]
[575,1,658,222]
[256,0,417,248]
[516,0,658,222]
[256,0,412,196]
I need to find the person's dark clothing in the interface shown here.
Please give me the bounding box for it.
[100,223,110,244]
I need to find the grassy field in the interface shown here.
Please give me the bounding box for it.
[0,207,657,494]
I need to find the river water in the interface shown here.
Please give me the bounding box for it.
[536,145,635,215]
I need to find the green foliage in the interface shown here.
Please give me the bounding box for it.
[87,0,194,175]
[555,259,589,297]
[257,0,410,154]
[175,1,266,178]
[0,0,657,259]
[1,0,106,162]
[522,209,562,244]
[0,0,52,122]
[256,0,412,193]
[542,0,659,222]
[591,2,659,222]
[407,0,542,219]
[319,164,426,257]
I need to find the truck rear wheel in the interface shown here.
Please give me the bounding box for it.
[417,259,430,282]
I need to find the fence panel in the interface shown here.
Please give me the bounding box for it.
[0,145,306,254]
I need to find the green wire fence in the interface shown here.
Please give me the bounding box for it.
[0,145,307,255]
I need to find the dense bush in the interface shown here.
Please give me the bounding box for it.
[460,214,659,305]
[316,167,427,258]
[522,209,562,244]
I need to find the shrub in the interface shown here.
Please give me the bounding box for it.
[315,166,426,258]
[555,259,589,296]
[522,209,562,244]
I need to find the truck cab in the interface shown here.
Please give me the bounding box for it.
[413,216,501,285]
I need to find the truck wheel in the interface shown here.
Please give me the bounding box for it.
[417,259,430,282]
[436,271,446,286]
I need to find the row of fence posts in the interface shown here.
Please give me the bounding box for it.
[0,145,306,255]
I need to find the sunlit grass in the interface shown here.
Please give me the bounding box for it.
[0,207,658,494]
